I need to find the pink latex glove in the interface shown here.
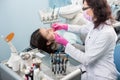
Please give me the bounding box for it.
[54,33,68,46]
[52,23,68,31]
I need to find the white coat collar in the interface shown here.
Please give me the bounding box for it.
[94,20,112,31]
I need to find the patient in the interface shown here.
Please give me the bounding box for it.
[30,27,85,53]
[30,28,63,53]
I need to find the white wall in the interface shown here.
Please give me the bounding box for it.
[0,0,49,61]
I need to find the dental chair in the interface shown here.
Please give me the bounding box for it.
[114,43,120,80]
[0,63,22,80]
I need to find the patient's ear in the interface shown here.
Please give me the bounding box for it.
[46,41,51,45]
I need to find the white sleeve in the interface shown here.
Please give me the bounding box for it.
[65,32,113,65]
[68,22,93,35]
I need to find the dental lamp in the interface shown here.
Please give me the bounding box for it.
[4,32,21,71]
[39,3,89,26]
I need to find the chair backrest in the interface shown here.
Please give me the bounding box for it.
[114,43,120,72]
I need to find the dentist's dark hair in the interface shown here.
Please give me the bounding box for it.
[83,0,113,28]
[30,29,56,53]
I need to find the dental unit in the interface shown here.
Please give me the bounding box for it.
[2,32,21,71]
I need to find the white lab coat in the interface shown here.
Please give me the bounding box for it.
[65,21,118,80]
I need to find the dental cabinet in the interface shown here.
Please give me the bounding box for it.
[0,50,82,80]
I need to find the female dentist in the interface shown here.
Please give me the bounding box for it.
[52,0,119,80]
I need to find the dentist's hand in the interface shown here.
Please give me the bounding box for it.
[52,23,68,31]
[54,33,68,46]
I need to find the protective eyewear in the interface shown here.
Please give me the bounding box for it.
[82,7,91,11]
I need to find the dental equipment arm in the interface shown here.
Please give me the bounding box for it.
[7,42,18,54]
[39,3,85,24]
[39,5,60,24]
[60,68,81,80]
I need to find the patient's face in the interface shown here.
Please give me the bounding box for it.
[39,28,55,41]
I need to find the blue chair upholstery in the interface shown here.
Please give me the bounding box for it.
[114,43,120,80]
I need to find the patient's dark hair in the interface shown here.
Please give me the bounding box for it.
[30,29,56,53]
